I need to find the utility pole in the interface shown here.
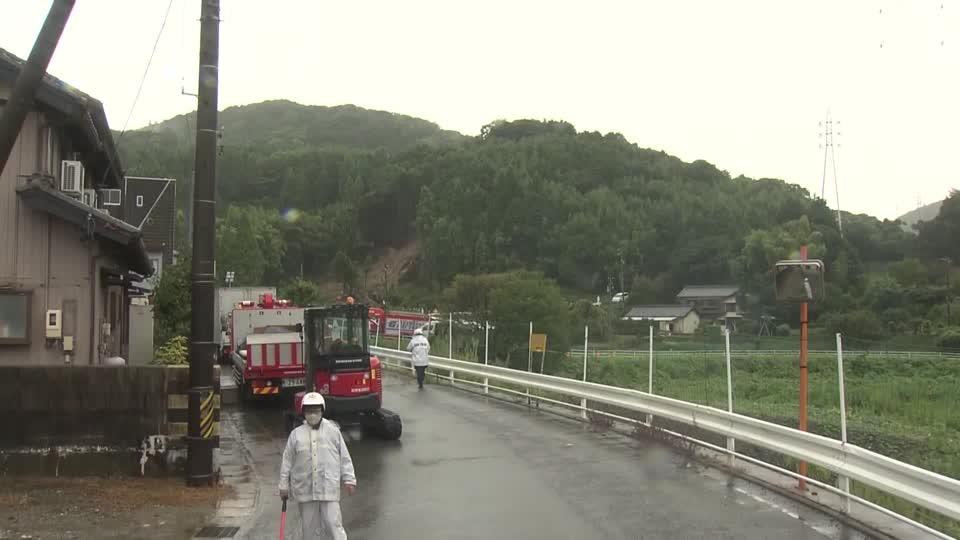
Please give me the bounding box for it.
[818,113,843,235]
[187,0,220,487]
[618,249,625,293]
[0,0,74,170]
[383,264,390,301]
[942,257,953,326]
[798,244,810,490]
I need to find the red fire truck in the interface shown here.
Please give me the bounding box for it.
[229,293,306,401]
[367,307,434,341]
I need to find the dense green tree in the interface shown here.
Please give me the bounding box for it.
[734,216,826,303]
[152,258,191,346]
[625,275,659,305]
[280,279,324,307]
[117,103,941,334]
[216,206,285,286]
[917,190,960,261]
[821,310,885,341]
[444,271,570,369]
[569,299,614,339]
[332,251,359,293]
[890,259,931,288]
[486,273,571,370]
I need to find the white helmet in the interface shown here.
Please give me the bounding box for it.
[414,328,424,336]
[302,392,325,408]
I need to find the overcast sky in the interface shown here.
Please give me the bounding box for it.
[3,1,957,220]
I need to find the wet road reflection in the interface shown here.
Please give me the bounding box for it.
[231,375,871,540]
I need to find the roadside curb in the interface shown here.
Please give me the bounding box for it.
[220,364,239,406]
[192,409,260,539]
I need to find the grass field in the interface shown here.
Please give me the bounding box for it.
[380,330,960,535]
[589,331,948,353]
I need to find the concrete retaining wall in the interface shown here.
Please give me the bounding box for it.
[0,365,220,476]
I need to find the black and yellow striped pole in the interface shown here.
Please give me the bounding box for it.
[166,378,219,442]
[200,390,217,439]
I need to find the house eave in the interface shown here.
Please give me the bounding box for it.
[16,180,152,276]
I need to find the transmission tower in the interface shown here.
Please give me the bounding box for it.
[818,113,843,234]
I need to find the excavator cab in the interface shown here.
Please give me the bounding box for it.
[288,303,402,439]
[305,303,370,377]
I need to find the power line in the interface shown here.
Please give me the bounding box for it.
[116,0,175,145]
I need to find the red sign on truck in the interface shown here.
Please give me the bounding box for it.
[368,307,432,337]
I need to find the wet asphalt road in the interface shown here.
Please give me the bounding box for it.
[230,374,868,540]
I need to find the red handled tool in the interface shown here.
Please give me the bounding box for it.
[279,497,288,539]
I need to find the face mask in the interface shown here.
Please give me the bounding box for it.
[305,411,323,427]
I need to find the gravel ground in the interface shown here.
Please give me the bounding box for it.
[0,476,226,540]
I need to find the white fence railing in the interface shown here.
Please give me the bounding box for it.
[568,349,960,361]
[373,345,960,539]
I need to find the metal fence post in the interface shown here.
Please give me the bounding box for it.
[397,328,411,375]
[484,321,489,395]
[581,325,589,420]
[725,328,735,468]
[837,332,851,513]
[526,321,533,406]
[448,313,455,386]
[647,325,654,426]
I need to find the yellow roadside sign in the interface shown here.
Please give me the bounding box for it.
[530,333,547,353]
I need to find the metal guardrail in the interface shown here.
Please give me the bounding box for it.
[568,349,960,361]
[373,346,960,535]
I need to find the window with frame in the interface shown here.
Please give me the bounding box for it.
[136,195,144,207]
[149,256,162,278]
[310,316,366,355]
[0,291,32,345]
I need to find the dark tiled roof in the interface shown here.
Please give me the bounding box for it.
[0,47,124,188]
[623,305,695,319]
[676,285,740,299]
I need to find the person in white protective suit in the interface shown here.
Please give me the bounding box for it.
[279,392,357,539]
[406,327,431,389]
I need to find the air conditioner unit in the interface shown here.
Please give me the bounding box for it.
[99,188,122,206]
[60,160,84,195]
[81,189,97,207]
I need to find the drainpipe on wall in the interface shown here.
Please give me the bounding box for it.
[89,253,106,365]
[46,216,52,313]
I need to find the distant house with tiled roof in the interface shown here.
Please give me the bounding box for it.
[675,285,742,329]
[622,305,700,335]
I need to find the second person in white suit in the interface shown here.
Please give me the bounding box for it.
[407,327,430,389]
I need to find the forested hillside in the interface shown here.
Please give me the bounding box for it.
[898,200,944,233]
[120,101,959,343]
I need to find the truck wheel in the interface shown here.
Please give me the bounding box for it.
[240,381,251,404]
[375,409,402,440]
